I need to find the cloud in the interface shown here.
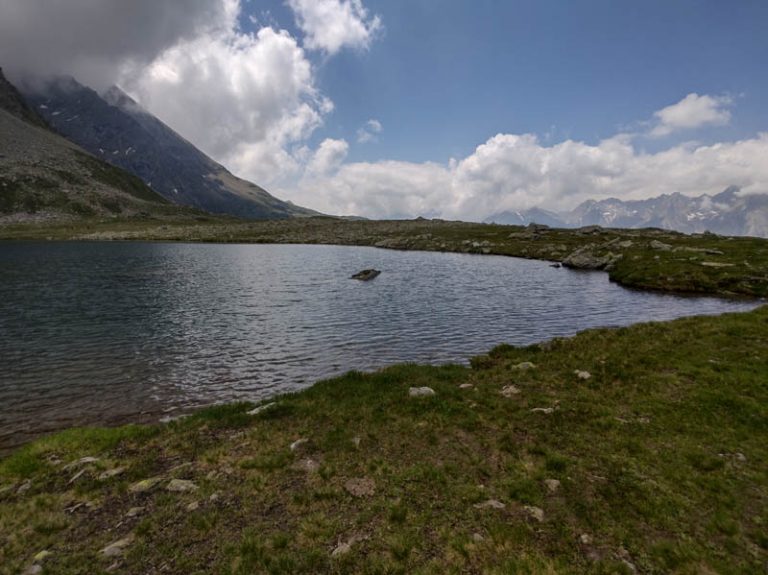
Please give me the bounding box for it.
[0,0,236,89]
[125,24,331,185]
[286,0,382,55]
[650,93,732,137]
[307,138,349,175]
[356,119,383,143]
[282,132,768,220]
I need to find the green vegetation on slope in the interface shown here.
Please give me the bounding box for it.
[1,307,766,574]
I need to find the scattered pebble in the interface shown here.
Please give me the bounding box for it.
[63,456,99,470]
[100,534,135,558]
[68,468,89,485]
[459,383,474,389]
[129,477,163,493]
[167,479,198,493]
[544,479,561,494]
[292,458,320,473]
[474,499,506,510]
[126,507,144,518]
[524,505,545,522]
[186,501,200,512]
[17,480,32,495]
[500,385,521,397]
[580,534,593,545]
[98,467,126,481]
[247,402,276,415]
[472,532,485,542]
[409,386,436,397]
[331,541,353,557]
[344,477,376,498]
[352,436,361,448]
[290,438,309,452]
[574,370,592,380]
[531,407,555,414]
[511,362,536,370]
[33,550,52,563]
[209,492,220,502]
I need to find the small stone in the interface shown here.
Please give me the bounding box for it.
[167,479,198,493]
[209,492,220,502]
[290,438,309,452]
[292,458,320,473]
[574,370,592,380]
[459,383,474,389]
[68,468,89,485]
[501,385,521,397]
[649,240,673,251]
[247,402,276,416]
[100,534,135,558]
[17,480,32,495]
[344,477,376,498]
[511,362,536,370]
[63,456,99,470]
[33,550,52,562]
[128,477,163,493]
[352,436,361,448]
[472,532,484,542]
[23,565,42,575]
[409,386,435,397]
[186,501,200,512]
[580,533,592,545]
[531,407,555,414]
[331,541,353,557]
[98,467,126,481]
[126,507,144,518]
[544,479,561,494]
[524,505,545,522]
[474,499,505,510]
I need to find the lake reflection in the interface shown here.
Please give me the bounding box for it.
[0,242,758,450]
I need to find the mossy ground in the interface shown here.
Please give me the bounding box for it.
[1,307,766,574]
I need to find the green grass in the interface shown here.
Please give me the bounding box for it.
[1,307,766,574]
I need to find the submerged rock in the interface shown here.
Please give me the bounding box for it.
[351,269,381,281]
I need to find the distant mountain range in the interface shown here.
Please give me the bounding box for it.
[0,67,178,220]
[485,188,768,238]
[20,76,318,220]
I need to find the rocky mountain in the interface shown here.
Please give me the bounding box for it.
[21,77,317,220]
[486,188,768,237]
[0,68,179,221]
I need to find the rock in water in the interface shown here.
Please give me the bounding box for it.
[351,269,381,281]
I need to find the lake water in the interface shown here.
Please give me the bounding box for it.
[0,242,759,450]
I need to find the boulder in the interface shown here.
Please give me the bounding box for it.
[351,269,381,281]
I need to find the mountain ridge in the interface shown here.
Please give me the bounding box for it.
[21,76,319,220]
[485,187,768,237]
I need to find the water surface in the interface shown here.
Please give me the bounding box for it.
[0,242,758,450]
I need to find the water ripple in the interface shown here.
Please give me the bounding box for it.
[0,241,758,450]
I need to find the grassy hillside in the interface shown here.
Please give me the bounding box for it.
[1,306,766,574]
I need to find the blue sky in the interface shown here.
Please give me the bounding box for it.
[240,0,768,164]
[2,0,767,218]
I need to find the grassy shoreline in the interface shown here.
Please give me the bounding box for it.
[1,217,767,573]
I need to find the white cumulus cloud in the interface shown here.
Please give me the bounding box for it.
[356,119,383,143]
[650,93,733,137]
[281,131,768,220]
[286,0,383,55]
